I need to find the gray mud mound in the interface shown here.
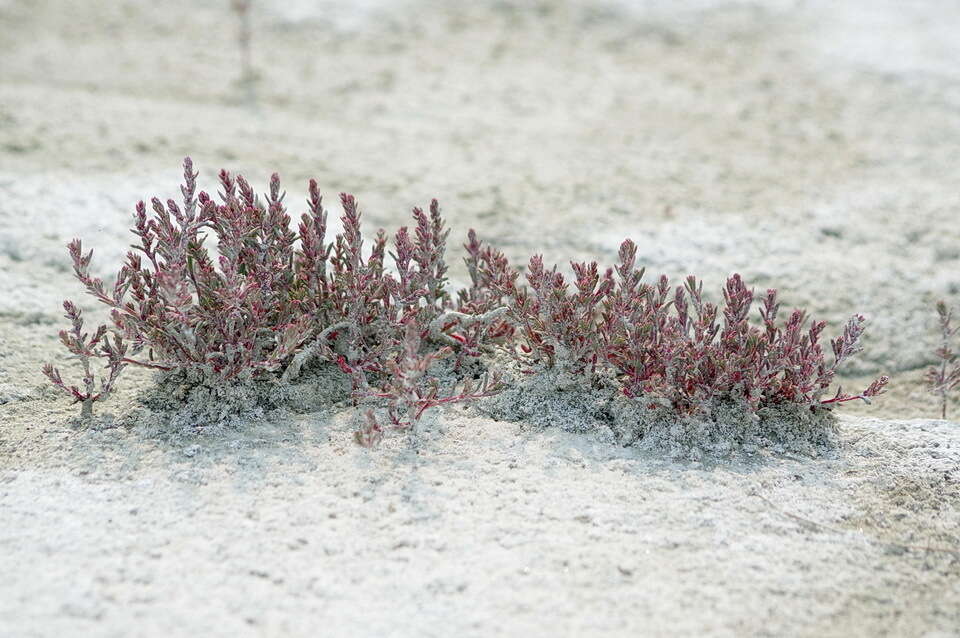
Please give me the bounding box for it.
[121,364,351,436]
[485,364,838,459]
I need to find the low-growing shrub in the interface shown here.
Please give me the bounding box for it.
[43,159,505,438]
[481,236,888,432]
[44,159,887,451]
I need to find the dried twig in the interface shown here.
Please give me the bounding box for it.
[926,301,960,419]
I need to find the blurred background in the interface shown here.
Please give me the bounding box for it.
[2,0,959,417]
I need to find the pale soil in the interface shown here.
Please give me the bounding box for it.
[1,1,959,636]
[2,400,959,637]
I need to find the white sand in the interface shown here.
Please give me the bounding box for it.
[1,409,958,636]
[1,1,959,635]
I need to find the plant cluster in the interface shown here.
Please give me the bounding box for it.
[44,159,505,440]
[927,300,960,419]
[45,159,887,445]
[486,238,888,417]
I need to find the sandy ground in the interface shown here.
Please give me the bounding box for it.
[1,0,959,636]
